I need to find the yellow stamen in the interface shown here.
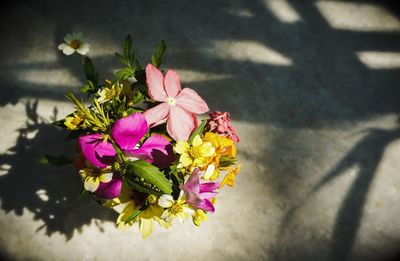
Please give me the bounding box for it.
[170,203,183,215]
[69,39,82,49]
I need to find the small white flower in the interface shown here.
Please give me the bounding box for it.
[58,32,90,56]
[158,191,194,223]
[97,81,121,103]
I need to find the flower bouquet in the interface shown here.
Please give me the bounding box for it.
[51,33,241,238]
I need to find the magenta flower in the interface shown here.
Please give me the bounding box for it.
[207,111,239,143]
[143,64,209,141]
[180,168,220,212]
[78,113,174,199]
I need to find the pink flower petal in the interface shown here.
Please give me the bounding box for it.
[164,69,181,98]
[196,199,215,212]
[199,182,220,193]
[143,102,170,128]
[79,134,116,169]
[132,134,174,169]
[199,191,218,200]
[111,113,148,151]
[184,168,200,192]
[146,64,167,102]
[176,88,209,114]
[95,176,122,199]
[167,105,197,141]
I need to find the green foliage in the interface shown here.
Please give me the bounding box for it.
[188,120,207,144]
[126,160,172,195]
[125,174,164,196]
[151,40,167,68]
[124,203,149,224]
[219,156,237,168]
[80,56,99,95]
[114,35,141,82]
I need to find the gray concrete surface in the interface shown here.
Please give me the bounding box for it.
[1,0,400,260]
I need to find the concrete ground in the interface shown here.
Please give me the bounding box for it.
[1,0,400,260]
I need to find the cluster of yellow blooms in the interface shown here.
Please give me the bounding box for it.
[105,133,240,238]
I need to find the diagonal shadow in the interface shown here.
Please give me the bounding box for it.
[0,100,116,240]
[310,126,400,260]
[0,0,399,259]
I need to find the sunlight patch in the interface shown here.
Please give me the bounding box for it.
[212,40,293,66]
[264,0,301,23]
[36,189,49,202]
[315,1,400,32]
[16,69,81,87]
[357,51,400,69]
[0,164,11,176]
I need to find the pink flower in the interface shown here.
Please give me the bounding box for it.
[207,111,239,143]
[180,168,219,212]
[78,113,174,199]
[143,64,209,141]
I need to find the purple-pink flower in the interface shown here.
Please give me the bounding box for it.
[78,113,174,199]
[143,64,209,141]
[207,111,239,143]
[180,168,219,212]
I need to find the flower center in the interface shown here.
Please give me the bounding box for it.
[69,39,82,49]
[167,97,176,106]
[170,202,183,215]
[72,115,83,126]
[189,147,202,159]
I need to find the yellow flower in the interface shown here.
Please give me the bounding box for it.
[220,165,241,188]
[79,167,113,192]
[158,191,194,223]
[110,184,170,239]
[203,132,237,180]
[64,112,84,130]
[175,135,215,170]
[192,209,208,226]
[203,132,236,158]
[97,80,121,103]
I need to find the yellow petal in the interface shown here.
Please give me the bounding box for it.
[192,209,208,226]
[201,143,215,157]
[99,171,113,182]
[180,153,193,167]
[209,168,220,180]
[84,176,100,192]
[204,164,215,180]
[220,165,241,187]
[192,135,203,147]
[139,218,154,239]
[175,141,190,154]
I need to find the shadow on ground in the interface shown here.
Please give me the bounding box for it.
[0,0,400,259]
[0,100,116,240]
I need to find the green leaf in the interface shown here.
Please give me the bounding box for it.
[188,120,207,144]
[81,57,99,88]
[42,154,73,166]
[124,203,149,224]
[114,67,134,82]
[125,174,164,196]
[80,188,90,197]
[150,40,167,67]
[219,156,237,167]
[115,52,128,65]
[126,160,172,194]
[132,89,144,105]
